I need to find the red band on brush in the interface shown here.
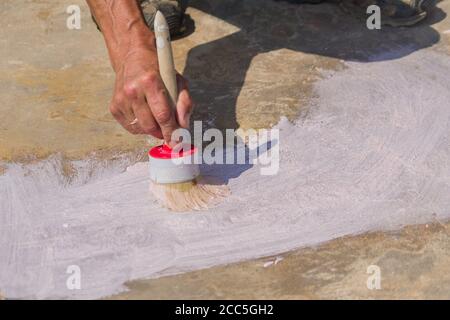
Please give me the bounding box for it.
[149,144,197,159]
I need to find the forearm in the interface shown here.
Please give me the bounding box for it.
[86,0,156,72]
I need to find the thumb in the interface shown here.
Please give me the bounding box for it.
[176,74,194,129]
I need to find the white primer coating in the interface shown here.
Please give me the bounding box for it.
[1,51,450,299]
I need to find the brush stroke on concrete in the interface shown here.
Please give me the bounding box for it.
[1,50,450,299]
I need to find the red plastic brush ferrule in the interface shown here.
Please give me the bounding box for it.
[149,144,197,159]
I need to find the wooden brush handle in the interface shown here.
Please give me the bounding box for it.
[154,11,178,110]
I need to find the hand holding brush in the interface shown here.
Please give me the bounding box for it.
[149,11,229,212]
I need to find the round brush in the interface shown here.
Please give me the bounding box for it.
[149,11,229,212]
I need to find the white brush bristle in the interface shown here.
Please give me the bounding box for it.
[150,177,230,212]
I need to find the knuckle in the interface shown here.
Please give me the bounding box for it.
[114,93,125,106]
[109,104,120,116]
[141,72,159,87]
[123,84,137,99]
[154,109,172,125]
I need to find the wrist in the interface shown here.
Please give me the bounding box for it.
[111,22,157,72]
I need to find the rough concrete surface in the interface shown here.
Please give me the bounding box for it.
[112,222,450,300]
[1,0,450,299]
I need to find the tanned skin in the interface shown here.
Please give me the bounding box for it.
[86,0,193,145]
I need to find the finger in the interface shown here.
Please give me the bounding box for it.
[121,111,144,135]
[143,74,179,146]
[127,121,144,135]
[111,78,144,134]
[131,95,163,139]
[176,75,194,129]
[122,82,152,135]
[109,102,143,135]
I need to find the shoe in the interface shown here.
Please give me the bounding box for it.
[139,0,187,36]
[340,0,427,27]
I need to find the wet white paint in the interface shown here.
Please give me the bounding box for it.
[1,50,450,299]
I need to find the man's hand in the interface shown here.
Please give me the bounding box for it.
[86,0,193,145]
[111,46,193,143]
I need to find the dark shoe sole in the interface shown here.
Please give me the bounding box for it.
[140,0,186,36]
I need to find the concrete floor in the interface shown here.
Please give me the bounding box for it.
[1,0,450,299]
[3,0,448,162]
[112,221,450,300]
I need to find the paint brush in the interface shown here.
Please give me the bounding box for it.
[149,11,229,212]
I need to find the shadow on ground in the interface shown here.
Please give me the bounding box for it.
[181,0,444,132]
